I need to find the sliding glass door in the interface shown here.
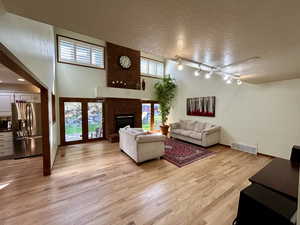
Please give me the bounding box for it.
[141,101,161,132]
[60,98,103,145]
[142,103,151,131]
[88,102,103,139]
[153,103,162,130]
[64,102,83,142]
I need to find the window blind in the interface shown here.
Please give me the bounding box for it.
[58,35,104,69]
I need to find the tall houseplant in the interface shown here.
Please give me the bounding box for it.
[154,75,177,135]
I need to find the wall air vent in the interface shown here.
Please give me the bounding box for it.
[231,143,258,155]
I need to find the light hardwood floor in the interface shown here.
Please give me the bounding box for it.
[0,141,272,225]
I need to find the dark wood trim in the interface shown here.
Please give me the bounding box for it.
[0,42,51,176]
[218,143,231,148]
[82,103,88,140]
[56,34,106,70]
[105,97,140,101]
[257,153,274,159]
[150,103,154,131]
[140,74,163,80]
[41,88,51,176]
[57,60,106,70]
[60,97,105,102]
[141,100,158,104]
[59,138,105,146]
[52,93,56,124]
[0,44,46,89]
[141,56,164,63]
[57,34,105,48]
[59,97,105,146]
[59,98,65,146]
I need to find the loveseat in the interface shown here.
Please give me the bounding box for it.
[119,127,166,164]
[170,120,220,147]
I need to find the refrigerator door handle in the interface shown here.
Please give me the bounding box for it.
[26,103,33,137]
[30,103,37,136]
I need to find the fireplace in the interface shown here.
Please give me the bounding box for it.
[104,98,141,141]
[115,114,135,132]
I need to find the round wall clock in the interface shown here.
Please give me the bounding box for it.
[119,56,132,69]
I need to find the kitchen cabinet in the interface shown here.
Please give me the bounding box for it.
[14,93,41,103]
[0,131,13,158]
[0,92,41,117]
[0,93,14,116]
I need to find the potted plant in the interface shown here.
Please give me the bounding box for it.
[154,75,177,135]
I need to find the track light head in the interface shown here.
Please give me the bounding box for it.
[223,75,229,81]
[194,63,202,76]
[177,64,183,71]
[177,58,184,71]
[205,70,213,79]
[194,69,201,77]
[226,79,232,84]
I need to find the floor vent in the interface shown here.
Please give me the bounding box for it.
[231,143,258,155]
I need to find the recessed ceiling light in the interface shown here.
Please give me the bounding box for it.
[17,78,25,82]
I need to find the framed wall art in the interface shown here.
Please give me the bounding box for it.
[187,96,216,117]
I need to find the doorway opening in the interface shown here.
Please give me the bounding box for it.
[0,43,51,176]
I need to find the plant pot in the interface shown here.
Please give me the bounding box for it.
[160,125,169,136]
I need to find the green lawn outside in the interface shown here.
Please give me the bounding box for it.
[142,123,150,130]
[66,124,101,135]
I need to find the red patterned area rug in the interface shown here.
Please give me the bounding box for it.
[163,138,215,167]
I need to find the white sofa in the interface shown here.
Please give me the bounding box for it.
[170,120,221,147]
[119,127,166,164]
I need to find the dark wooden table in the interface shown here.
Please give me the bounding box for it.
[249,158,299,200]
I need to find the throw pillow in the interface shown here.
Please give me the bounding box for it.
[194,122,206,132]
[179,120,187,129]
[186,120,197,130]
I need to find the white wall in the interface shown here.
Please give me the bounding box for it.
[55,27,158,100]
[166,61,300,159]
[0,2,58,167]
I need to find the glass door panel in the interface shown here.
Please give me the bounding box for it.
[64,102,82,142]
[142,103,151,131]
[88,102,103,139]
[153,103,162,130]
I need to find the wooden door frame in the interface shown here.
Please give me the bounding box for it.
[0,43,51,176]
[59,97,105,146]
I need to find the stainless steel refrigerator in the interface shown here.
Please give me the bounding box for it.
[11,102,43,159]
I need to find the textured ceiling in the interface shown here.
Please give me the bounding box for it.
[3,0,300,83]
[0,63,30,84]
